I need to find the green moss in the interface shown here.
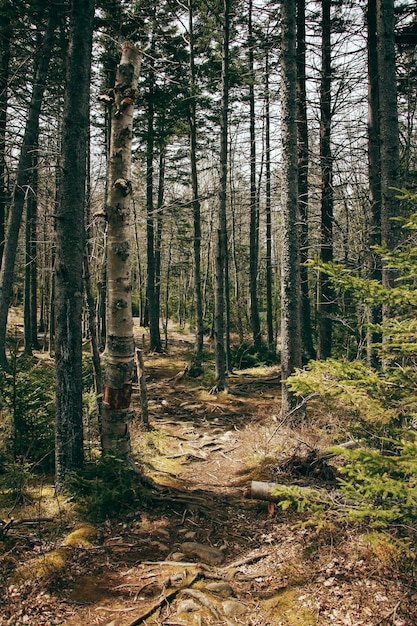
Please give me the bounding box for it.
[262,588,317,625]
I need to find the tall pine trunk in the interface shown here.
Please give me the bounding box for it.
[188,0,204,355]
[0,8,11,268]
[213,0,231,392]
[317,0,333,360]
[366,0,382,367]
[55,0,95,486]
[296,0,315,361]
[248,0,261,348]
[100,42,141,461]
[264,49,274,349]
[376,0,402,278]
[280,0,304,420]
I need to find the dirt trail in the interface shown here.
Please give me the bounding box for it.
[1,339,417,625]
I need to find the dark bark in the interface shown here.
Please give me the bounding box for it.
[212,0,230,392]
[296,0,315,361]
[376,0,402,274]
[145,49,162,352]
[24,129,40,355]
[0,10,57,368]
[264,50,274,350]
[55,0,95,486]
[188,0,204,355]
[248,0,261,348]
[0,8,11,268]
[317,0,333,361]
[280,0,304,420]
[366,0,382,367]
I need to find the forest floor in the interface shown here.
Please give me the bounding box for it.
[1,326,417,625]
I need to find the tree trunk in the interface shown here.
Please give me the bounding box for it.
[366,0,382,367]
[296,0,315,362]
[100,42,141,461]
[0,7,11,268]
[188,0,204,355]
[0,10,57,368]
[264,49,274,350]
[212,0,230,392]
[280,0,304,421]
[145,48,162,352]
[24,128,40,355]
[317,0,333,361]
[376,0,402,279]
[248,0,261,348]
[54,0,95,486]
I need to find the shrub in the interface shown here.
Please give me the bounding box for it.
[67,455,147,522]
[231,341,278,370]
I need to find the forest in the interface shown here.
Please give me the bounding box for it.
[0,0,417,624]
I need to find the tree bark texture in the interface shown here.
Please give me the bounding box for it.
[213,0,231,392]
[0,10,57,368]
[318,0,334,360]
[280,0,304,419]
[145,48,162,352]
[296,0,315,361]
[264,49,274,349]
[248,0,261,348]
[55,0,95,486]
[188,0,204,355]
[0,7,11,268]
[367,0,382,367]
[376,0,402,275]
[101,42,141,460]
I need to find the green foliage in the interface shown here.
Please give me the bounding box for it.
[287,200,417,531]
[270,484,330,514]
[287,359,395,424]
[0,356,55,472]
[67,455,147,522]
[327,435,417,527]
[231,341,278,370]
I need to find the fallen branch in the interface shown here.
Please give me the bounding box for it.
[126,569,202,626]
[182,588,236,626]
[0,517,54,536]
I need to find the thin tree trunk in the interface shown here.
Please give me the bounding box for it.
[0,8,11,268]
[296,0,315,361]
[248,0,261,348]
[317,0,333,361]
[188,0,204,355]
[55,0,95,486]
[100,42,141,461]
[0,11,57,368]
[145,47,161,352]
[155,147,165,324]
[366,0,382,367]
[264,49,274,350]
[24,129,40,355]
[212,0,231,392]
[280,0,304,420]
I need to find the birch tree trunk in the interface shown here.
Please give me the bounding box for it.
[280,0,304,420]
[100,42,141,461]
